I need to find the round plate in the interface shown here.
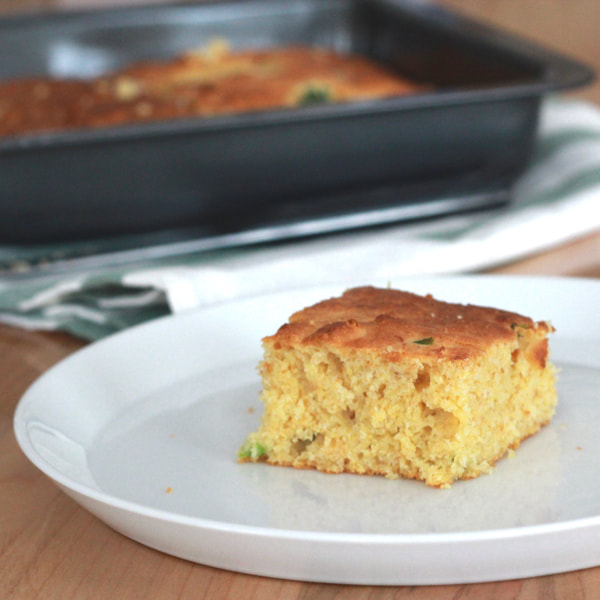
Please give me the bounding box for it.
[13,276,600,584]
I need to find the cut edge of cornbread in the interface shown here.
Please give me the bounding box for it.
[239,287,557,488]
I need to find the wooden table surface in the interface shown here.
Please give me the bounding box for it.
[1,1,600,598]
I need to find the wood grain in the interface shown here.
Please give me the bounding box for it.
[1,0,600,598]
[440,0,600,106]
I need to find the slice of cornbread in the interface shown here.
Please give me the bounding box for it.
[239,286,556,488]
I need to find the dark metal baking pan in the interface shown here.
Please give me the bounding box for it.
[0,0,593,246]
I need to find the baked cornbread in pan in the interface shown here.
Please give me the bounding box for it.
[239,286,556,488]
[0,0,592,244]
[0,43,420,138]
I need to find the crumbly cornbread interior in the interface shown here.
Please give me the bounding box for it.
[239,287,556,488]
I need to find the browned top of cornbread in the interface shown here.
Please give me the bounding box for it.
[0,45,421,138]
[265,286,551,363]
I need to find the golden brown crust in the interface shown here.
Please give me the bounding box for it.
[0,46,421,138]
[530,338,549,368]
[266,286,541,362]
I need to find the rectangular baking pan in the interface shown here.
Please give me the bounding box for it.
[0,0,593,248]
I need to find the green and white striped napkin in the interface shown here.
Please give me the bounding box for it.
[1,98,599,341]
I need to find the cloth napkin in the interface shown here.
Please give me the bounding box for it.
[1,98,600,341]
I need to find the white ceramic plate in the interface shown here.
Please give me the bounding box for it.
[14,276,600,585]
